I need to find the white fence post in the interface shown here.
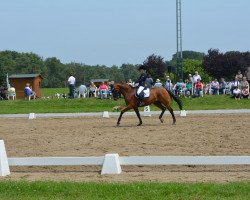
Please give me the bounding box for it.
[102,111,109,118]
[143,106,151,117]
[101,154,121,175]
[0,140,10,176]
[28,113,36,119]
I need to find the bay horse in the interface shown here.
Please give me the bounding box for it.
[112,83,183,126]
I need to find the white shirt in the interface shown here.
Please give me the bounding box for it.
[193,74,201,83]
[68,76,76,85]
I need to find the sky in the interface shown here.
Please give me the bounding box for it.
[0,0,250,66]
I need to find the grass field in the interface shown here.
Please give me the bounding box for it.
[0,88,249,114]
[0,181,249,200]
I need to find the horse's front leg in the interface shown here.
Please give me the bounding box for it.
[134,107,142,126]
[117,105,133,126]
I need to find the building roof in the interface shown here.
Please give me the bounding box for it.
[9,74,42,79]
[90,79,109,83]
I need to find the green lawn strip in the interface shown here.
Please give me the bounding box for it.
[1,92,250,114]
[0,181,249,200]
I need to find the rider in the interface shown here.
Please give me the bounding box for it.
[135,65,147,107]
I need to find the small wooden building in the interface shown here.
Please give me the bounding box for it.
[90,79,109,87]
[9,74,42,99]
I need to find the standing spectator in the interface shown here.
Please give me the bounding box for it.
[89,82,97,97]
[235,70,243,82]
[145,74,154,89]
[241,77,249,99]
[165,76,173,91]
[154,79,163,88]
[210,78,219,95]
[68,74,76,99]
[192,71,202,84]
[246,67,250,86]
[219,78,227,94]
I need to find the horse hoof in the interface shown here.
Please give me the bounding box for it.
[137,123,142,126]
[160,118,164,123]
[116,123,120,127]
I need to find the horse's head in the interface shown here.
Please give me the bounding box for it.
[111,83,120,101]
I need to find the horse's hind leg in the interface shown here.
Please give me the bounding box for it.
[153,102,166,123]
[166,105,176,125]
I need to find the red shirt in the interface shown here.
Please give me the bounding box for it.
[195,82,203,89]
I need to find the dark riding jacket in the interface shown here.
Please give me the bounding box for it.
[136,73,147,87]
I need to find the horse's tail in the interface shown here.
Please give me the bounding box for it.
[166,89,183,110]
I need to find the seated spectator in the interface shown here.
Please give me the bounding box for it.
[98,81,108,99]
[184,79,192,97]
[231,77,240,95]
[0,84,8,100]
[154,79,163,88]
[233,86,241,100]
[194,79,203,97]
[219,78,227,94]
[89,82,97,97]
[145,74,154,89]
[210,78,219,95]
[174,79,184,97]
[7,85,16,100]
[242,87,249,99]
[24,83,36,100]
[78,84,87,98]
[127,79,134,87]
[241,77,249,99]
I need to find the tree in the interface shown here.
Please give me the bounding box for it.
[202,49,250,80]
[120,64,139,82]
[143,54,167,81]
[172,50,205,61]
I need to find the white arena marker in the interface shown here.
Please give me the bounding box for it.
[101,154,122,175]
[102,111,109,118]
[180,110,187,117]
[143,106,151,117]
[0,140,10,176]
[28,113,36,119]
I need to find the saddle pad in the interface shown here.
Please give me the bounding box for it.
[137,86,150,98]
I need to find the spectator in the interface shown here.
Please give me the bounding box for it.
[233,86,241,100]
[174,79,184,96]
[78,84,87,98]
[145,74,154,89]
[231,77,240,95]
[165,76,173,91]
[68,74,76,99]
[98,81,108,99]
[210,78,219,95]
[219,78,227,94]
[184,79,193,97]
[246,67,250,86]
[192,71,202,84]
[127,79,134,87]
[154,79,163,88]
[0,84,8,100]
[188,74,193,83]
[235,70,243,82]
[89,82,97,97]
[242,87,249,99]
[194,79,203,97]
[24,83,36,100]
